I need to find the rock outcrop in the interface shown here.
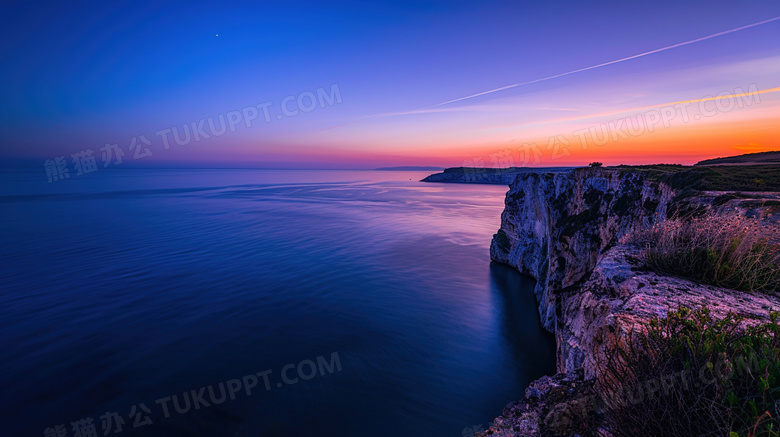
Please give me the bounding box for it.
[479,167,780,436]
[557,244,780,378]
[489,168,676,333]
[475,370,600,437]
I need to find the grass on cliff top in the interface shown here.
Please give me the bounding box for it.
[613,164,780,192]
[596,307,780,437]
[625,214,780,293]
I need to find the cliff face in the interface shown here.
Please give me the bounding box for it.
[489,168,675,333]
[479,239,780,437]
[479,168,780,436]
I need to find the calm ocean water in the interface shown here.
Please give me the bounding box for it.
[0,169,555,436]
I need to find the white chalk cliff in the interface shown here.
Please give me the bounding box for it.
[479,168,780,436]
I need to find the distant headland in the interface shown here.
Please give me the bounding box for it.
[695,150,780,166]
[421,166,574,185]
[373,166,445,171]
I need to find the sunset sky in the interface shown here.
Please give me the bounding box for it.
[1,0,779,169]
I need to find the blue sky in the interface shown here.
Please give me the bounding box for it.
[1,0,779,168]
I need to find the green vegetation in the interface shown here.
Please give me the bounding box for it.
[614,164,780,192]
[596,307,780,437]
[627,214,780,293]
[559,195,604,240]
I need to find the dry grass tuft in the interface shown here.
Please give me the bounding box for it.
[625,214,780,293]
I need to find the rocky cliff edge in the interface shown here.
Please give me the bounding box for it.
[479,167,780,436]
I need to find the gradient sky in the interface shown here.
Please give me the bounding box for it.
[1,0,779,168]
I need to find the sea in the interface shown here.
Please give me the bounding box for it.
[0,168,555,436]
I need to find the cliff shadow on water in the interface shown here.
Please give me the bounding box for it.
[489,262,557,382]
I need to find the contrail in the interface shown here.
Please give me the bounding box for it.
[422,15,780,110]
[482,86,780,131]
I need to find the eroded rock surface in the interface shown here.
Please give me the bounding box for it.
[479,168,780,436]
[489,168,675,332]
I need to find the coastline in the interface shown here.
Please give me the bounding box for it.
[426,166,780,436]
[420,167,573,185]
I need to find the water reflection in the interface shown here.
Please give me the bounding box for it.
[490,262,556,377]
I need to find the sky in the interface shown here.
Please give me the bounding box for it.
[1,0,779,169]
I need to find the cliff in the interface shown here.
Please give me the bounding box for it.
[479,167,780,436]
[489,168,676,332]
[421,167,572,185]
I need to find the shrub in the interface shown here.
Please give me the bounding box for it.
[595,307,780,437]
[626,214,780,293]
[589,162,603,168]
